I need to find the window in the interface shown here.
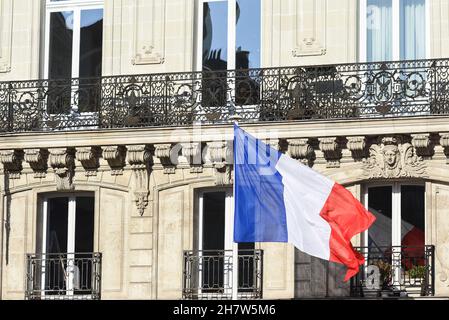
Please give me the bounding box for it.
[44,0,104,114]
[365,183,425,250]
[363,183,426,288]
[196,190,256,298]
[197,0,261,113]
[37,194,95,298]
[360,0,428,62]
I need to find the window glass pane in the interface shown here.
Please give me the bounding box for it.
[368,186,393,248]
[47,197,69,254]
[235,0,261,106]
[400,0,426,60]
[202,192,226,293]
[74,196,95,253]
[401,185,425,248]
[79,9,103,112]
[366,0,392,61]
[74,196,95,294]
[48,11,73,80]
[79,9,103,78]
[236,0,260,70]
[202,192,226,250]
[48,11,73,114]
[203,1,228,71]
[202,1,228,109]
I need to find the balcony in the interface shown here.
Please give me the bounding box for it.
[183,249,263,300]
[25,252,102,300]
[1,59,449,133]
[350,245,435,298]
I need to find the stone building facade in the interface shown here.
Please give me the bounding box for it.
[1,0,449,299]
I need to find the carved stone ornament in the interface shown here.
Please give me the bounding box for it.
[288,138,315,166]
[347,136,367,161]
[154,143,177,174]
[0,149,23,179]
[181,142,203,173]
[103,146,127,175]
[208,141,232,186]
[49,148,75,191]
[440,133,449,164]
[127,145,152,216]
[76,147,101,176]
[363,136,426,179]
[318,137,342,168]
[24,149,49,178]
[411,133,434,158]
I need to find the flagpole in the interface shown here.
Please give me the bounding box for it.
[230,114,241,301]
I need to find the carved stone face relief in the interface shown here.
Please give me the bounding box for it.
[363,136,426,179]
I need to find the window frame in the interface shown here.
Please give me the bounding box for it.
[43,0,104,81]
[363,180,426,248]
[39,192,95,298]
[358,0,430,62]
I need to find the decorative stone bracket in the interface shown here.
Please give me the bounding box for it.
[412,133,434,159]
[154,143,177,174]
[103,146,127,175]
[287,138,315,167]
[318,137,342,168]
[347,136,367,161]
[440,134,449,164]
[0,150,23,179]
[127,145,152,216]
[181,142,203,173]
[49,148,76,191]
[24,149,49,178]
[76,147,102,176]
[208,141,232,186]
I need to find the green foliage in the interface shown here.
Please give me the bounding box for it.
[408,265,427,279]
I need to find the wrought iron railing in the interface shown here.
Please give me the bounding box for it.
[1,58,449,132]
[350,245,434,298]
[183,249,263,300]
[25,252,102,300]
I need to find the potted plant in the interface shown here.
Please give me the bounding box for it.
[408,265,426,285]
[374,260,393,297]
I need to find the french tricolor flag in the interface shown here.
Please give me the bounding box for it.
[234,124,376,281]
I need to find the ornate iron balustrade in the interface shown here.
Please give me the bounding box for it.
[25,252,102,300]
[1,59,449,133]
[350,245,434,298]
[183,249,263,300]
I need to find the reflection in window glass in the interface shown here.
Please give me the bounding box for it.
[368,186,393,248]
[48,11,73,114]
[235,0,261,106]
[203,1,228,71]
[202,1,228,108]
[401,185,425,247]
[48,11,73,80]
[236,0,260,70]
[79,9,103,78]
[79,9,103,112]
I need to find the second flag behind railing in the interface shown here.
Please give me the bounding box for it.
[233,124,376,281]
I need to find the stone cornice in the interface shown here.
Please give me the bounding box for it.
[1,116,449,150]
